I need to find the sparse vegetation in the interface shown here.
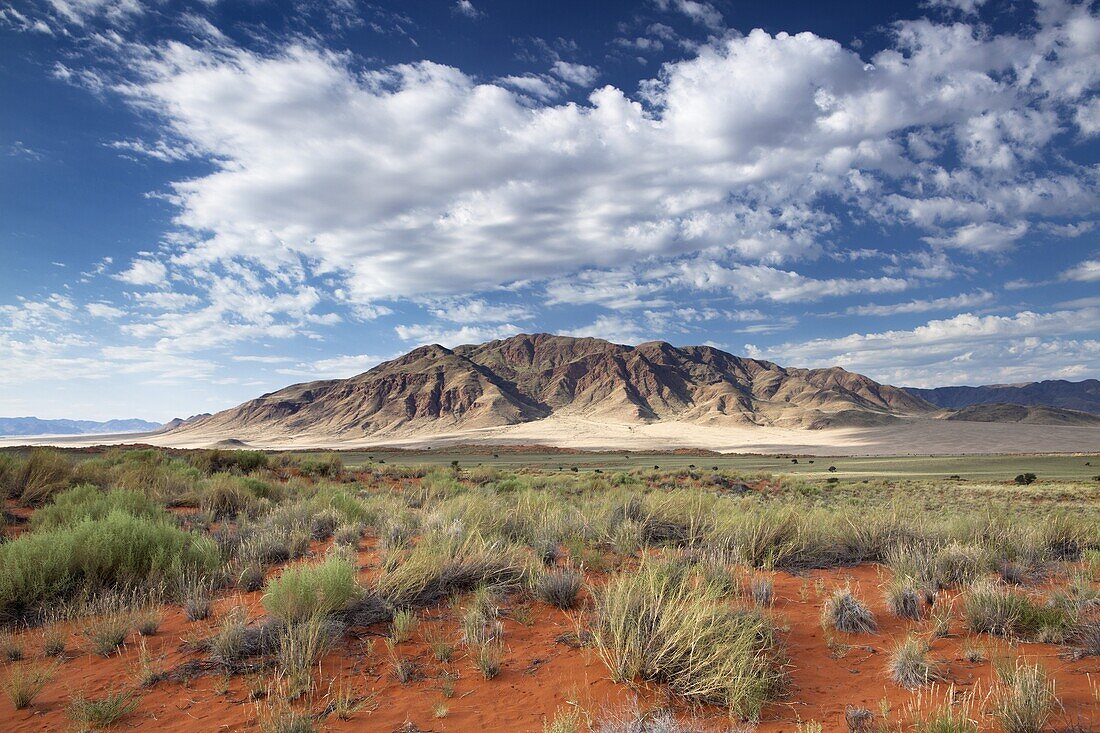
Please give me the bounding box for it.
[0,446,1096,730]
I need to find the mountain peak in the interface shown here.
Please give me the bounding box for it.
[171,334,933,442]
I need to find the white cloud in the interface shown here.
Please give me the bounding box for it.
[496,74,566,101]
[654,0,723,30]
[565,315,652,344]
[428,299,534,324]
[926,0,989,15]
[276,353,384,379]
[86,302,125,319]
[766,307,1100,385]
[551,61,598,87]
[668,262,911,302]
[91,7,1096,309]
[115,258,167,286]
[844,290,994,316]
[452,0,480,18]
[923,221,1029,253]
[1061,258,1100,282]
[394,323,523,347]
[46,0,143,26]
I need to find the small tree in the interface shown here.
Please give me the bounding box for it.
[1014,473,1037,485]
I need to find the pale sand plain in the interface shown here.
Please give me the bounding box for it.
[3,415,1099,455]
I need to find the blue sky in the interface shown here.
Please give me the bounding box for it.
[2,0,1098,421]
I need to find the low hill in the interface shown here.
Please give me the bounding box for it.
[906,379,1100,415]
[944,403,1100,426]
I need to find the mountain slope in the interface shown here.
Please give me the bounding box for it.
[0,416,162,437]
[171,334,934,441]
[905,379,1100,415]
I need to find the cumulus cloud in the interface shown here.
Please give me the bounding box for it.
[550,61,598,86]
[1061,258,1100,282]
[115,258,167,286]
[766,308,1100,385]
[86,302,125,319]
[91,5,1097,311]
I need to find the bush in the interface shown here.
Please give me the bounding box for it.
[888,635,941,688]
[277,615,342,697]
[84,612,131,656]
[534,567,583,610]
[1014,473,1037,485]
[263,555,361,624]
[190,449,269,475]
[31,485,162,531]
[0,512,219,621]
[885,581,922,620]
[822,589,877,633]
[200,474,260,519]
[963,581,1071,640]
[68,690,140,729]
[2,662,57,709]
[474,637,504,679]
[993,662,1055,733]
[8,449,72,505]
[375,532,526,609]
[591,560,784,718]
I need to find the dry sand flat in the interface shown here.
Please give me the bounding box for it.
[3,415,1100,455]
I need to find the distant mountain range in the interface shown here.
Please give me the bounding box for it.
[0,417,162,437]
[904,379,1100,415]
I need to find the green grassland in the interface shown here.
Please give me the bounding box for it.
[337,449,1100,481]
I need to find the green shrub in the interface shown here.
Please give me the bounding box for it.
[68,690,140,729]
[2,661,58,709]
[993,662,1056,733]
[0,512,219,621]
[84,612,131,656]
[8,449,72,506]
[533,567,583,610]
[963,581,1072,640]
[591,559,784,718]
[30,485,162,531]
[200,474,260,519]
[375,532,526,608]
[190,449,269,475]
[263,554,360,624]
[888,635,942,688]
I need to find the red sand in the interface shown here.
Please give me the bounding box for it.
[3,537,1098,732]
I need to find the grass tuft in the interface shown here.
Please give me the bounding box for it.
[591,559,784,719]
[822,588,877,634]
[2,661,58,709]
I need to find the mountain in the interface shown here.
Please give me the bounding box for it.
[943,403,1100,426]
[169,333,934,442]
[905,379,1100,415]
[0,416,162,437]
